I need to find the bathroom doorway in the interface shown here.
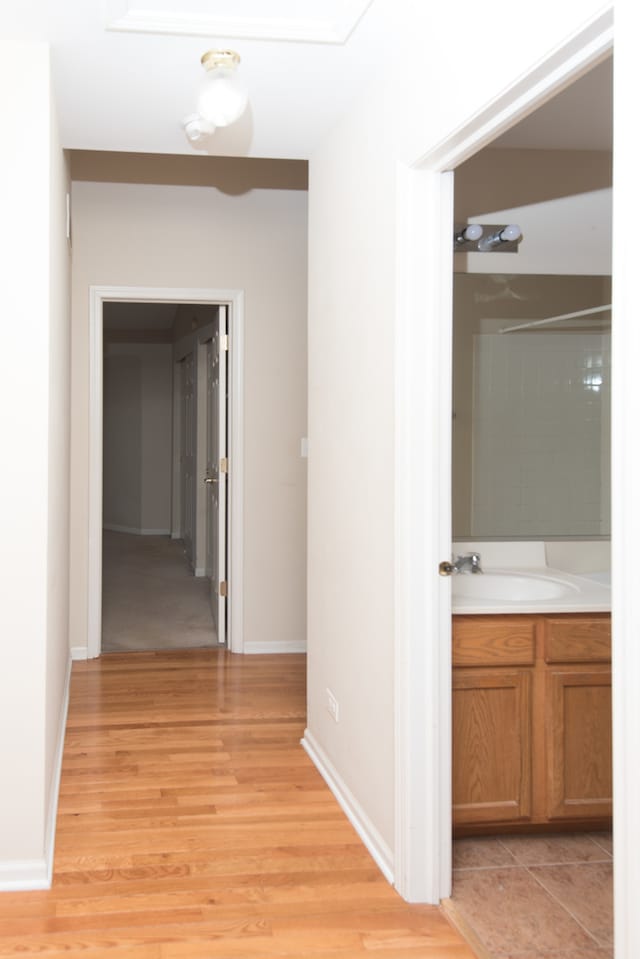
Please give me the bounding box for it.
[446,58,614,958]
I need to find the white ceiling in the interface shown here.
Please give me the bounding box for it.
[14,0,388,159]
[11,1,612,161]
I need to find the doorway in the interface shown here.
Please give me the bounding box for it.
[87,285,245,659]
[394,9,614,908]
[101,300,226,653]
[445,59,613,955]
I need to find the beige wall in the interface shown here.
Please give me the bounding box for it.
[0,41,70,879]
[307,0,609,870]
[70,180,308,653]
[454,148,611,220]
[103,343,173,534]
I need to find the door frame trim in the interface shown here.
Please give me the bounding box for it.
[393,8,613,903]
[88,285,245,657]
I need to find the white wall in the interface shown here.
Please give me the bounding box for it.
[307,92,397,853]
[44,75,72,874]
[70,181,307,654]
[103,343,173,534]
[0,41,70,887]
[306,0,610,883]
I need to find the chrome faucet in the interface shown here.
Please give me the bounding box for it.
[452,552,483,574]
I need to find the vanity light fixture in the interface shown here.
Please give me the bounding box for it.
[183,49,248,145]
[453,223,522,253]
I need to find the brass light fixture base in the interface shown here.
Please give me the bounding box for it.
[200,49,241,71]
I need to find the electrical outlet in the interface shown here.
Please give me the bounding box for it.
[326,688,339,722]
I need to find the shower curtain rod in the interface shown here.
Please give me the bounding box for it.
[499,303,612,334]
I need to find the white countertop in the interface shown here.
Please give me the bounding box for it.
[450,542,611,615]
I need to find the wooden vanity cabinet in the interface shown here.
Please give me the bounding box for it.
[544,616,612,822]
[453,613,611,835]
[452,617,536,827]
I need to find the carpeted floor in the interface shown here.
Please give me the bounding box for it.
[101,530,218,652]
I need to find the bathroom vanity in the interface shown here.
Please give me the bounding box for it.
[453,612,611,835]
[450,542,612,836]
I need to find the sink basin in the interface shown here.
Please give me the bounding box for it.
[452,570,578,602]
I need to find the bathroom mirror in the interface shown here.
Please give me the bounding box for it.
[452,273,611,540]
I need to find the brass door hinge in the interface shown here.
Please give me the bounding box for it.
[219,580,228,597]
[220,457,229,473]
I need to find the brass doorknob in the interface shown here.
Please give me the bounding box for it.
[439,560,455,576]
[204,476,218,485]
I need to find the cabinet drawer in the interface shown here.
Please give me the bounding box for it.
[545,617,611,664]
[453,617,536,667]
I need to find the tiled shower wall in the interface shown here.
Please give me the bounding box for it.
[471,331,611,538]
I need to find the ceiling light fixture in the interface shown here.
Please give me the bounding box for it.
[182,49,248,145]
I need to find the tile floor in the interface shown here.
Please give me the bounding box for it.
[450,832,613,959]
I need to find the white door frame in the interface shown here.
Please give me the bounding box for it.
[88,285,245,657]
[394,9,614,904]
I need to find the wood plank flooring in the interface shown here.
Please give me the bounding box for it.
[0,650,476,958]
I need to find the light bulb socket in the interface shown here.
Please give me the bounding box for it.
[476,224,523,253]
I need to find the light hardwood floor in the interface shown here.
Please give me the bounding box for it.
[0,650,476,958]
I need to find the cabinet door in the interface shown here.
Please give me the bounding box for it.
[547,667,612,820]
[453,668,532,826]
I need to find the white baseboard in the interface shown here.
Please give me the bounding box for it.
[70,646,88,661]
[243,641,307,654]
[0,859,50,892]
[301,729,394,885]
[103,524,171,536]
[44,655,73,886]
[0,654,73,892]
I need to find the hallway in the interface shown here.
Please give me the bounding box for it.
[102,531,218,652]
[0,650,476,958]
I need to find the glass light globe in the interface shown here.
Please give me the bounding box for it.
[463,224,483,242]
[501,224,522,242]
[197,51,248,128]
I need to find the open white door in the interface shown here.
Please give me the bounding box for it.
[204,307,228,645]
[180,352,196,568]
